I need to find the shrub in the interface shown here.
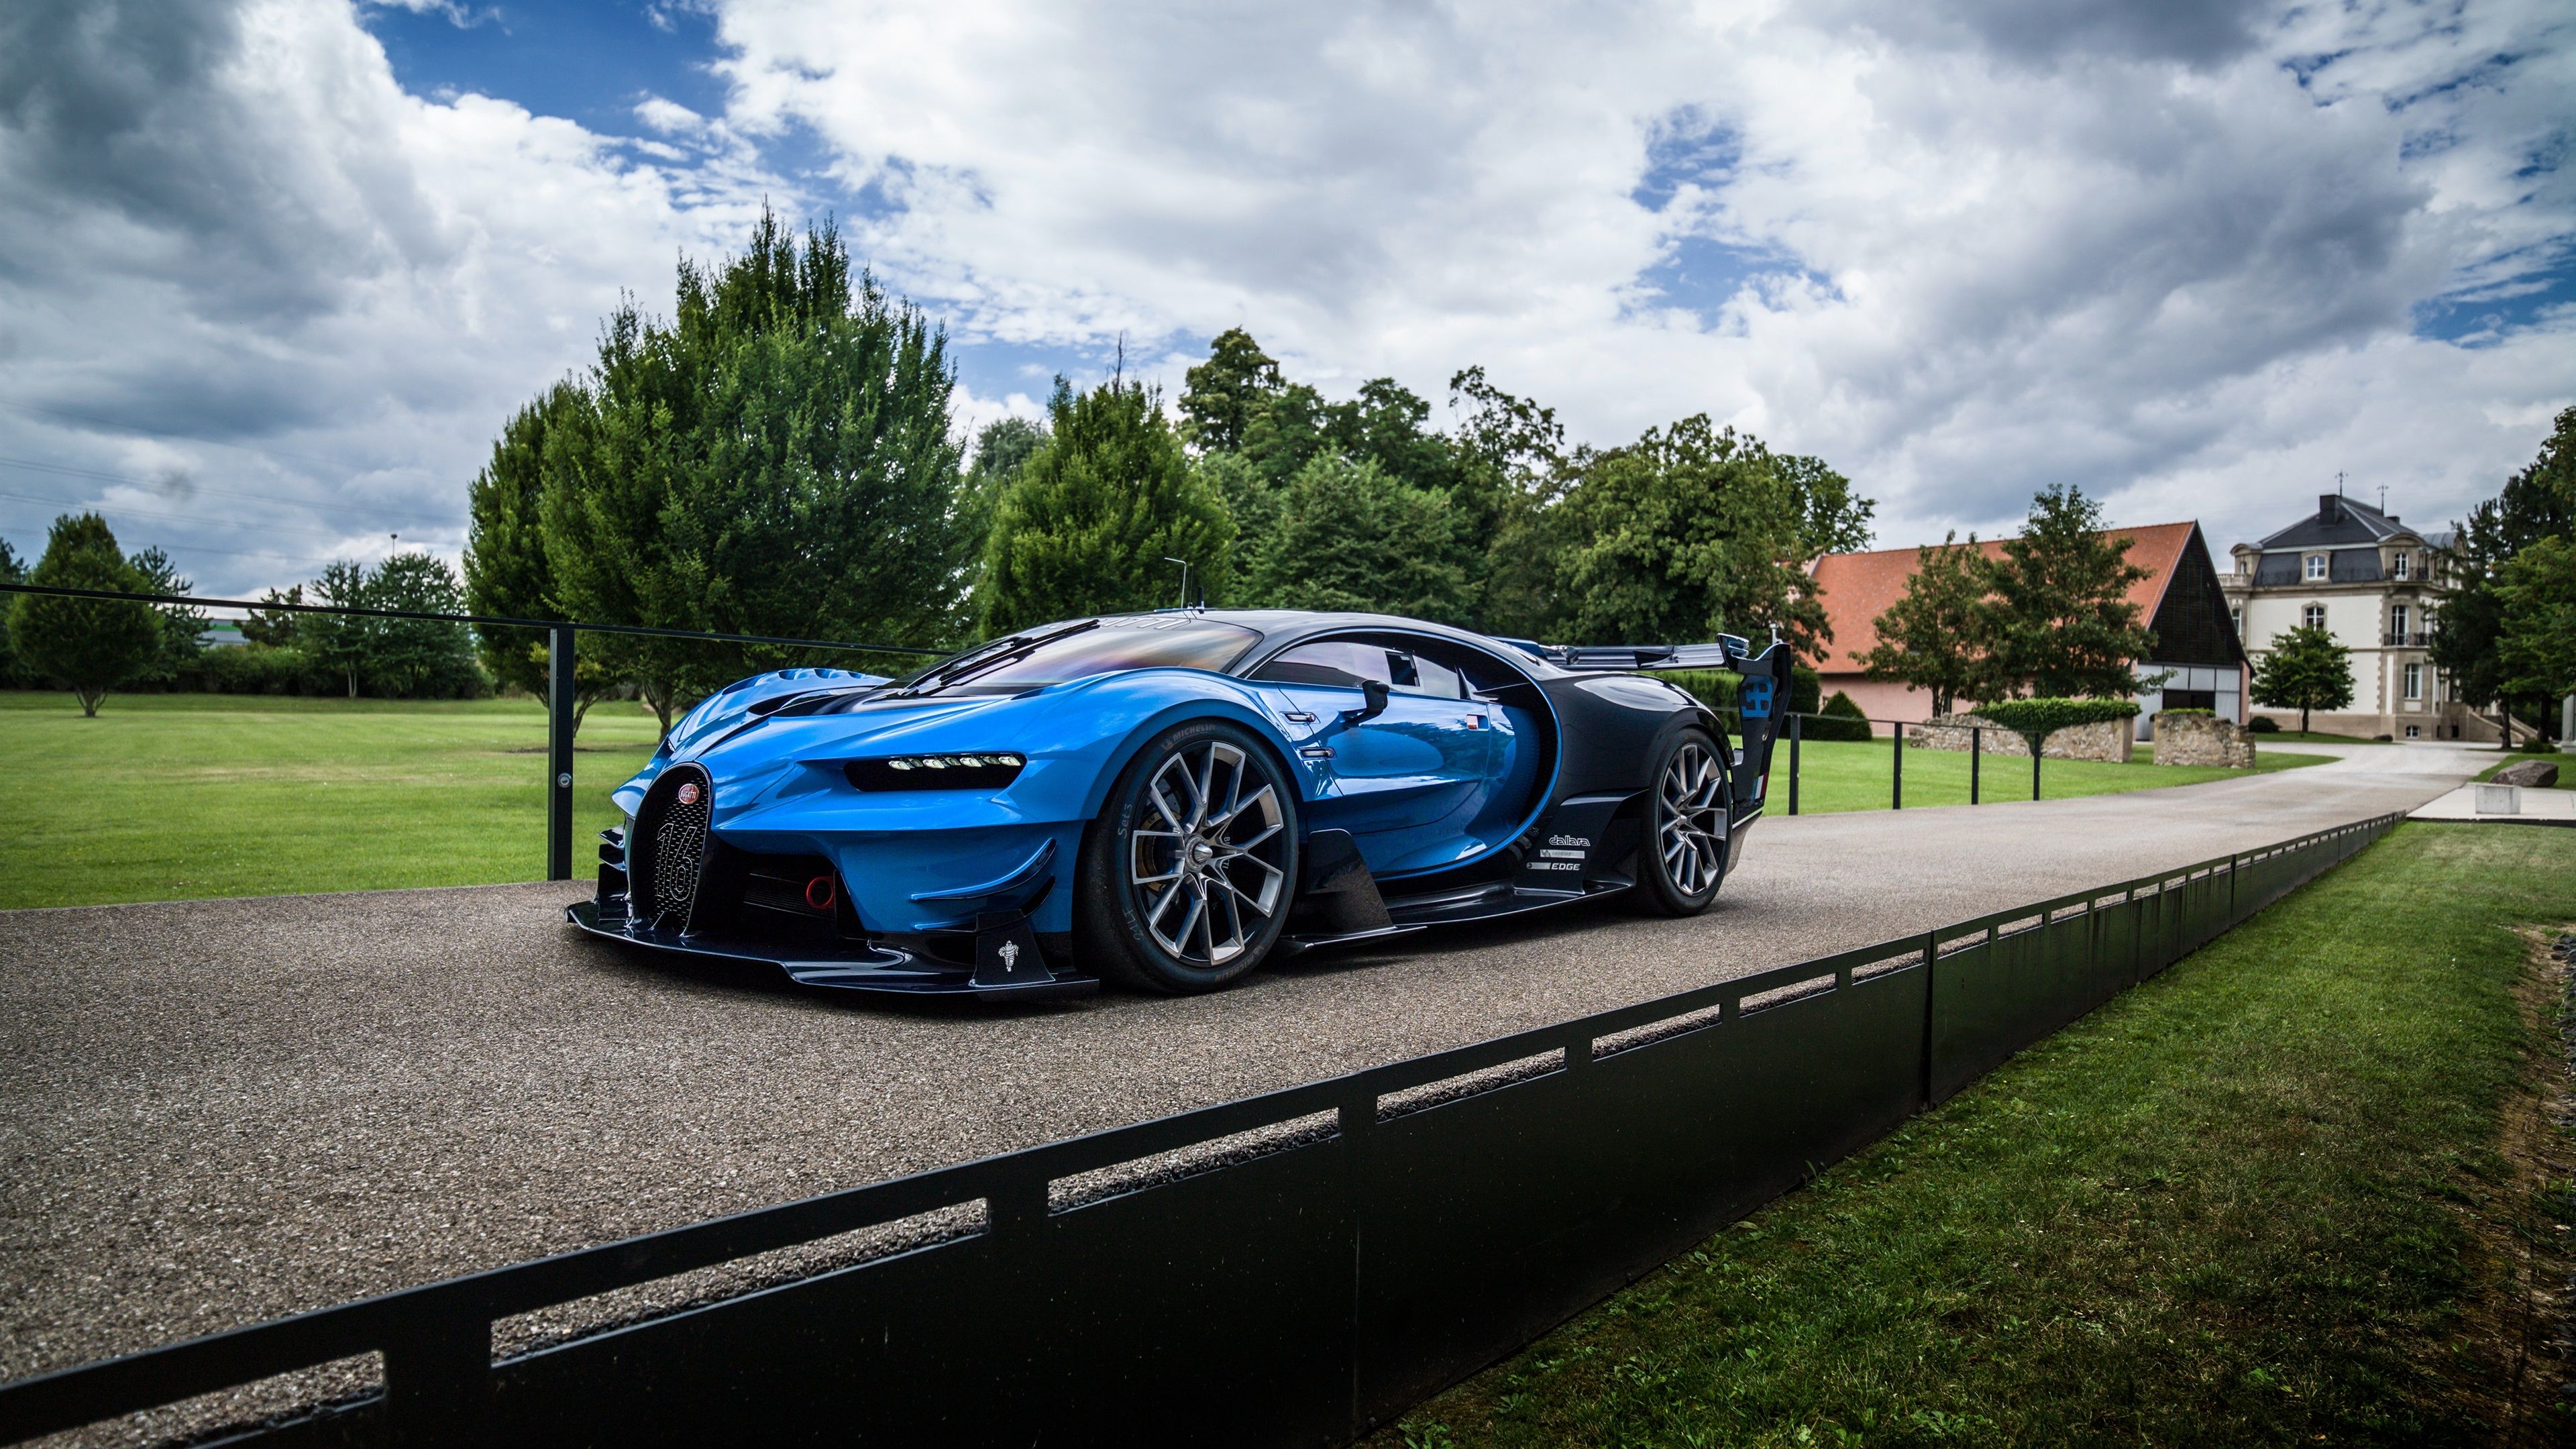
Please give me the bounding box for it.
[1801,690,1874,741]
[2521,736,2557,753]
[2158,708,2214,718]
[2246,716,2281,733]
[187,643,323,695]
[1660,669,1739,714]
[1790,665,1821,716]
[1974,697,2139,747]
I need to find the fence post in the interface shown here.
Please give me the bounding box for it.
[547,625,576,882]
[1787,713,1802,816]
[1918,928,1939,1107]
[2031,737,2042,802]
[1891,720,1902,810]
[1970,727,1981,804]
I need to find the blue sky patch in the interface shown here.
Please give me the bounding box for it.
[361,1,731,137]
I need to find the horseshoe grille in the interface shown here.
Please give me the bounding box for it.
[637,765,714,926]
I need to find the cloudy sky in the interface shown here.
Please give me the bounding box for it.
[1,0,2569,600]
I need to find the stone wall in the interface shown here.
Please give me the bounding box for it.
[2152,711,2256,768]
[1905,714,2133,763]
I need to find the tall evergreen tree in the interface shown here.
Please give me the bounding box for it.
[953,415,1050,607]
[125,545,205,684]
[1981,485,2157,699]
[980,378,1234,634]
[2496,535,2576,722]
[8,514,160,716]
[2430,405,2575,729]
[527,209,965,732]
[465,380,585,695]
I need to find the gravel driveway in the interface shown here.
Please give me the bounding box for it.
[0,742,2483,1423]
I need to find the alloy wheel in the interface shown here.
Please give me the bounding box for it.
[1128,740,1289,966]
[1658,741,1726,896]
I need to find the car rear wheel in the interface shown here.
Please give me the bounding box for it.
[1077,720,1301,994]
[1633,727,1727,916]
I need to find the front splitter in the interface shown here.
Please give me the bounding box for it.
[564,900,1099,1003]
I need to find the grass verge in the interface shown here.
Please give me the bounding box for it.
[0,690,659,908]
[2476,755,2571,786]
[1778,737,2330,814]
[1379,822,2576,1448]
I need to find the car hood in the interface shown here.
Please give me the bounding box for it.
[659,667,892,759]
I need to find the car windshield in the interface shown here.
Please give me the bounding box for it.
[900,616,1260,696]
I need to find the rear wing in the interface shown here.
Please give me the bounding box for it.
[1499,632,1795,818]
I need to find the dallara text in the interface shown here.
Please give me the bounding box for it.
[570,610,1794,1000]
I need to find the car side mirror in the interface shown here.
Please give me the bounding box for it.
[1341,679,1390,725]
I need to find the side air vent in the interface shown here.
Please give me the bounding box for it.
[633,764,714,927]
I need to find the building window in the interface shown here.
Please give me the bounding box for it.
[2404,662,2422,700]
[2405,724,2420,739]
[2303,604,2327,630]
[2391,604,2409,641]
[2304,553,2328,581]
[2230,605,2242,635]
[2392,551,2410,580]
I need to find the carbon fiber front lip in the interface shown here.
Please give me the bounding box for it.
[563,900,1098,1002]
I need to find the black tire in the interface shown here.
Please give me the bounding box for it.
[1632,727,1728,916]
[1077,720,1302,994]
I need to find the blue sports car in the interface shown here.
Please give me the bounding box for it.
[570,610,1794,1000]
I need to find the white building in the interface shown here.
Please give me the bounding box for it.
[2221,493,2495,741]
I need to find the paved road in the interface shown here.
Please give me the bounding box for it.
[0,742,2490,1408]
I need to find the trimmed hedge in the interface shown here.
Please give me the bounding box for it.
[1975,697,2140,745]
[2246,716,2281,733]
[2157,707,2214,718]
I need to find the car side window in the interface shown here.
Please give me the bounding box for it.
[1254,641,1465,700]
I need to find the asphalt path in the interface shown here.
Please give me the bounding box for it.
[0,741,2493,1422]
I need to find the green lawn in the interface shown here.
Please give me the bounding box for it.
[1776,737,2331,814]
[1381,822,2576,1448]
[1,690,660,908]
[1,692,2333,910]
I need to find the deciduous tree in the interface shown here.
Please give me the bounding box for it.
[8,514,160,716]
[1862,532,1994,715]
[1982,486,2156,699]
[1240,454,1473,623]
[2496,535,2576,713]
[2251,624,2354,734]
[1552,416,1842,654]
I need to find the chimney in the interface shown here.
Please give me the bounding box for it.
[2318,494,2341,523]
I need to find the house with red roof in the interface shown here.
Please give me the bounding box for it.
[1806,521,2247,739]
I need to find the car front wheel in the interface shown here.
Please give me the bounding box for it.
[1077,720,1302,994]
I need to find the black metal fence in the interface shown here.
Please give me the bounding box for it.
[0,810,2402,1448]
[0,581,941,879]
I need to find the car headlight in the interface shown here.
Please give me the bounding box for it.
[843,753,1028,791]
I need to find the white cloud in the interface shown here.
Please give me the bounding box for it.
[0,0,2568,602]
[0,0,779,592]
[711,0,2575,549]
